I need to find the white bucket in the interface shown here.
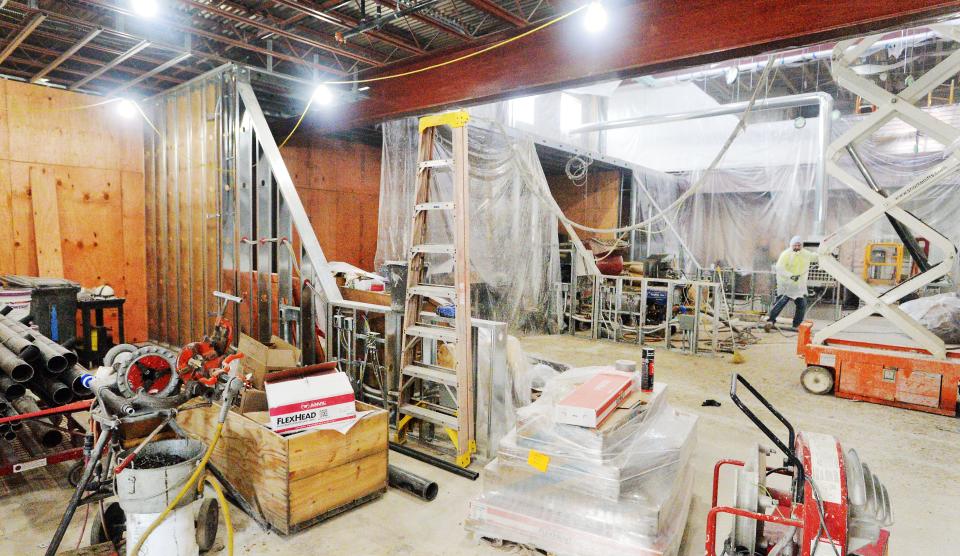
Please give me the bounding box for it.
[125,501,200,556]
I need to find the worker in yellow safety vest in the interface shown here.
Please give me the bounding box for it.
[764,235,818,331]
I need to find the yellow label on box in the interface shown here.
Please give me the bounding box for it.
[527,449,549,472]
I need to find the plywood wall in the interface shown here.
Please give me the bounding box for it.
[282,136,381,271]
[0,80,147,341]
[547,169,622,240]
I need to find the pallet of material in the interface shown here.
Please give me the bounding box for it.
[177,399,388,534]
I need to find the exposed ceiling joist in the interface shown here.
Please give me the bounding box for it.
[181,0,384,67]
[0,12,46,65]
[70,39,150,90]
[69,0,347,76]
[110,52,192,96]
[371,0,470,40]
[30,27,101,83]
[271,0,426,54]
[460,0,525,26]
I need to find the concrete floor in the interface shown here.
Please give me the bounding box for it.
[3,332,958,554]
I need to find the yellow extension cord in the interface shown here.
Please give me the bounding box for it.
[204,476,234,555]
[128,423,234,556]
[277,3,588,149]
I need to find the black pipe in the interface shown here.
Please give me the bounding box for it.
[388,442,479,480]
[0,343,33,382]
[1,406,22,431]
[0,321,39,360]
[29,373,73,406]
[62,365,92,396]
[15,427,44,457]
[388,464,439,501]
[0,439,16,462]
[0,374,26,399]
[11,396,64,448]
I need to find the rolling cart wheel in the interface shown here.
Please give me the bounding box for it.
[90,501,126,548]
[196,497,220,552]
[801,365,834,395]
[67,461,84,488]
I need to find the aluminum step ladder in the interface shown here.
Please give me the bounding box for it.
[396,110,475,468]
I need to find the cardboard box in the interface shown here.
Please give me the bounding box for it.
[266,371,356,434]
[177,398,388,535]
[554,371,633,428]
[237,333,301,388]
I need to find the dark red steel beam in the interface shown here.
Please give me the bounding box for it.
[461,0,526,26]
[295,0,960,133]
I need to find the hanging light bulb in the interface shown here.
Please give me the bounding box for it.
[584,1,608,34]
[725,66,739,85]
[117,99,138,120]
[312,84,334,105]
[130,0,158,18]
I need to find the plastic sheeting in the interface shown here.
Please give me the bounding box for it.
[465,367,696,556]
[901,292,960,343]
[375,117,562,333]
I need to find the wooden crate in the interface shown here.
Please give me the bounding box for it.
[177,400,388,535]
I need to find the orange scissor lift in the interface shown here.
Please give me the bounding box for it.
[797,31,960,417]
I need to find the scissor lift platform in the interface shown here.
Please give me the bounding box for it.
[798,321,960,416]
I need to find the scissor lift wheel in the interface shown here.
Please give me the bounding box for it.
[801,365,834,395]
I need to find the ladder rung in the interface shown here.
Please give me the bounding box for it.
[399,404,459,429]
[415,202,454,211]
[410,244,454,255]
[418,159,453,171]
[405,324,458,343]
[408,284,455,299]
[402,364,458,387]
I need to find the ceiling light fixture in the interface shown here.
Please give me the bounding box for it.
[312,84,334,105]
[117,98,138,119]
[584,1,607,34]
[130,0,158,18]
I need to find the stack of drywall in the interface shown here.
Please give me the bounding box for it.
[465,367,696,556]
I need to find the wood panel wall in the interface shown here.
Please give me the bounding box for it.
[547,169,621,241]
[282,136,381,271]
[0,80,147,341]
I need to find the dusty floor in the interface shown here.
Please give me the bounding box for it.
[2,331,958,555]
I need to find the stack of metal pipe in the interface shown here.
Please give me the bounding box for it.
[0,304,91,460]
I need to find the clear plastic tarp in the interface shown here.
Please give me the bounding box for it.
[375,116,563,333]
[466,366,696,556]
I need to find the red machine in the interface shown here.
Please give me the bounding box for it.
[797,322,960,416]
[707,374,892,556]
[176,317,243,387]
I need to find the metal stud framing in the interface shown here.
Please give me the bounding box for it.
[144,65,341,353]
